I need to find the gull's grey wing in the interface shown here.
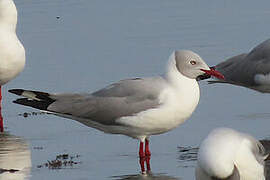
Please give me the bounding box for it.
[212,53,248,84]
[9,77,166,126]
[246,39,270,76]
[260,140,270,179]
[212,39,270,87]
[215,53,247,79]
[248,136,267,166]
[250,137,268,179]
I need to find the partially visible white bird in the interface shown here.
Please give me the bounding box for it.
[0,0,26,131]
[196,128,268,180]
[9,50,223,165]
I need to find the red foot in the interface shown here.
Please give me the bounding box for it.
[139,156,151,173]
[145,156,151,172]
[145,139,151,157]
[138,140,152,173]
[139,157,145,173]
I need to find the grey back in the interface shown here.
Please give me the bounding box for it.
[48,77,166,125]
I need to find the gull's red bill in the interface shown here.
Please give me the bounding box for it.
[200,68,225,80]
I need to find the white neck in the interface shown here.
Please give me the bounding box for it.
[165,52,198,90]
[162,52,200,121]
[0,0,17,32]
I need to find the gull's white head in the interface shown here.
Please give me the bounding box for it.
[0,0,17,30]
[171,50,224,80]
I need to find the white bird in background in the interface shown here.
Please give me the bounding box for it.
[9,50,223,172]
[196,127,268,180]
[0,0,25,132]
[204,39,270,93]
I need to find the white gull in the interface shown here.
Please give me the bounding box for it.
[0,0,25,131]
[9,50,223,159]
[196,127,267,180]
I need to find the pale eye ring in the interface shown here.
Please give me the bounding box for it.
[190,60,196,65]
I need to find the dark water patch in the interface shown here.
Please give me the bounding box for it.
[177,146,198,162]
[37,153,81,169]
[0,168,19,174]
[33,146,44,150]
[18,111,49,118]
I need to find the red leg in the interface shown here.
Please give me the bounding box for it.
[139,141,145,158]
[139,157,145,173]
[0,86,3,133]
[146,156,151,172]
[145,139,151,157]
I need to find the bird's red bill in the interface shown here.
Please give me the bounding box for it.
[200,68,225,80]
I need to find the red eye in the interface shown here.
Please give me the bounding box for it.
[190,60,196,65]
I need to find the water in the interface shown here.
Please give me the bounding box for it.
[2,0,270,179]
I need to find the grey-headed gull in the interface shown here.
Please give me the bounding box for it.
[0,0,25,131]
[204,39,270,93]
[196,127,267,180]
[9,50,223,171]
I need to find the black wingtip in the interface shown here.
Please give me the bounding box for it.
[8,89,25,96]
[12,98,53,111]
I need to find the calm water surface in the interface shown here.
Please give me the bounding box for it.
[2,0,270,179]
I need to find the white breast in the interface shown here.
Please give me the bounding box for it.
[117,68,200,137]
[0,28,25,85]
[0,0,25,85]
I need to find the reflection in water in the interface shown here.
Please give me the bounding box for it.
[111,171,181,180]
[0,133,31,180]
[178,146,198,162]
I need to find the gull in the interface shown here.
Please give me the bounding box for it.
[196,127,268,180]
[0,0,25,131]
[205,39,270,93]
[9,50,223,168]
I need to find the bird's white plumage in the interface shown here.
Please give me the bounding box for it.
[254,73,270,85]
[0,0,25,85]
[10,50,214,144]
[116,52,201,140]
[196,128,266,180]
[56,52,202,142]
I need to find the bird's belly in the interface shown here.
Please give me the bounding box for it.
[62,84,200,139]
[0,34,25,85]
[0,65,24,85]
[117,92,200,136]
